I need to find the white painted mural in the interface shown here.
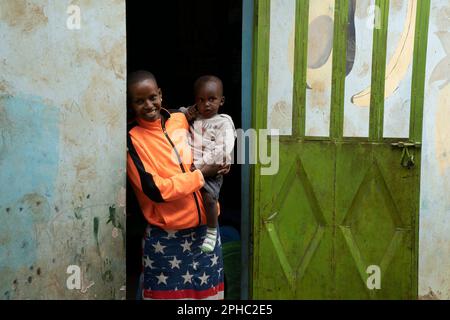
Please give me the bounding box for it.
[305,0,335,137]
[419,0,450,300]
[383,0,417,138]
[267,0,296,136]
[343,0,375,137]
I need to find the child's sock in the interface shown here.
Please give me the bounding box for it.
[201,227,217,253]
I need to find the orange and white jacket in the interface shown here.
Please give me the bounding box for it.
[127,109,209,230]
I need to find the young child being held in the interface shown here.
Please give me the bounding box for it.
[181,75,236,253]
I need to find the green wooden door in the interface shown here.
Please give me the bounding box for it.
[251,0,431,299]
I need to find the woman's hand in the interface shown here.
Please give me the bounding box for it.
[200,164,230,177]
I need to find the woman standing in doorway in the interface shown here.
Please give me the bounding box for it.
[127,71,228,299]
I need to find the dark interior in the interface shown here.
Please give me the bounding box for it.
[126,0,243,299]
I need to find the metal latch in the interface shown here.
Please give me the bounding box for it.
[391,142,421,169]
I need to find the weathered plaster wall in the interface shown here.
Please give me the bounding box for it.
[419,0,450,300]
[0,0,126,299]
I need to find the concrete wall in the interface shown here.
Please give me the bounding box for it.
[0,0,126,299]
[419,0,450,300]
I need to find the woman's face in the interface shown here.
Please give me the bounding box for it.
[129,79,162,122]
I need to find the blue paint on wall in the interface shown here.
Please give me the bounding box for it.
[241,0,254,300]
[0,94,59,270]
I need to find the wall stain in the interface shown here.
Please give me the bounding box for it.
[358,63,370,77]
[435,83,450,175]
[391,0,404,12]
[116,187,126,208]
[107,206,123,230]
[435,4,450,31]
[75,40,126,80]
[21,193,50,224]
[0,1,48,32]
[305,127,321,136]
[269,100,291,130]
[102,270,114,283]
[419,288,441,300]
[93,216,100,251]
[430,32,450,89]
[74,207,83,220]
[73,156,96,182]
[81,74,122,134]
[355,0,371,19]
[309,81,328,109]
[0,80,11,94]
[0,103,13,164]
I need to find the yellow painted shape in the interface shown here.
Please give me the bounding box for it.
[352,0,417,107]
[306,0,335,89]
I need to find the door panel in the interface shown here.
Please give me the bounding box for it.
[252,0,430,299]
[256,142,334,299]
[335,143,418,299]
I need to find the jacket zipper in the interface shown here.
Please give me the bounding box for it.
[162,121,202,226]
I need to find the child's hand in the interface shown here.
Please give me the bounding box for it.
[186,104,198,121]
[200,164,228,178]
[218,164,231,175]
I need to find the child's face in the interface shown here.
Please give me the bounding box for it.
[129,79,162,122]
[194,81,224,119]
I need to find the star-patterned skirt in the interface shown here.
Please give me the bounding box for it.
[142,224,224,300]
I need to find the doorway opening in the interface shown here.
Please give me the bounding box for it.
[126,0,244,300]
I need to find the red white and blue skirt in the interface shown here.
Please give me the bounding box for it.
[141,224,224,300]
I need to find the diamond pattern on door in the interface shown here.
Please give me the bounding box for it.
[264,156,326,290]
[339,158,408,290]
